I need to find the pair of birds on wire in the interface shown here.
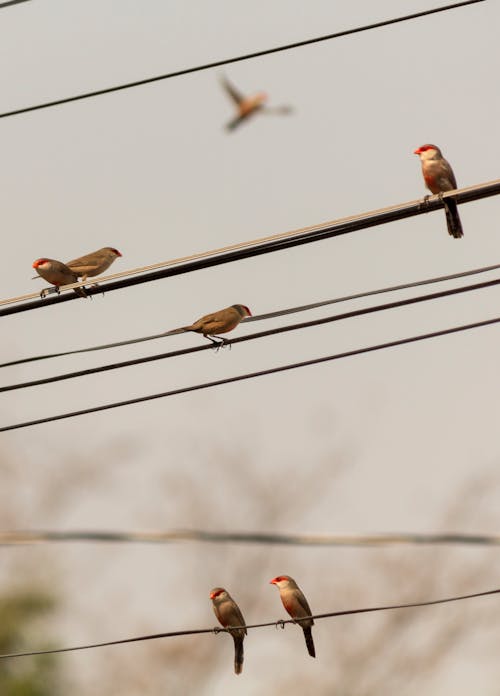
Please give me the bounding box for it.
[211,575,315,675]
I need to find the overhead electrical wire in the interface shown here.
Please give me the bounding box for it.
[2,313,500,432]
[0,586,498,660]
[1,180,500,317]
[3,259,500,369]
[2,529,500,547]
[0,0,33,7]
[2,273,500,394]
[0,1,484,120]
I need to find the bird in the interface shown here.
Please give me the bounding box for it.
[270,575,315,657]
[32,258,87,298]
[220,74,292,131]
[66,247,122,282]
[413,144,463,238]
[210,587,247,675]
[165,304,252,346]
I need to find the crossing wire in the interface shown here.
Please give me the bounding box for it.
[2,313,500,431]
[0,1,484,119]
[2,273,500,393]
[3,259,500,369]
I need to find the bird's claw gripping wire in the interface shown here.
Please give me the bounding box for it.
[40,286,59,299]
[275,619,286,630]
[207,336,230,352]
[418,194,432,213]
[212,626,223,635]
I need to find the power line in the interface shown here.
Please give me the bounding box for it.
[2,529,500,547]
[2,313,500,432]
[1,179,499,317]
[2,274,500,393]
[0,0,33,7]
[3,260,500,369]
[1,586,498,659]
[0,1,483,120]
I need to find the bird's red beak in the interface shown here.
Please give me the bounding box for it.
[413,147,422,155]
[32,260,41,269]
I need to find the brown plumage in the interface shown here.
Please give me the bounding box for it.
[32,258,87,298]
[414,144,463,238]
[210,587,247,675]
[166,304,252,345]
[220,74,292,131]
[66,247,122,281]
[270,575,315,658]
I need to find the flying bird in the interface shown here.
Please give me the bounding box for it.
[66,247,122,281]
[220,74,292,131]
[270,575,315,657]
[166,304,252,346]
[32,258,87,298]
[210,587,247,675]
[413,144,463,238]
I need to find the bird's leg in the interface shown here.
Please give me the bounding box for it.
[419,194,432,212]
[40,286,59,298]
[205,335,228,352]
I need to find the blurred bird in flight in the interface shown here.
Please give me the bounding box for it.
[220,74,292,131]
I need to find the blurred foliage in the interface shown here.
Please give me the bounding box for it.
[0,589,60,696]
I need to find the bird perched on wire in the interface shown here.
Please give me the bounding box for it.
[220,74,292,131]
[32,258,87,298]
[165,304,252,346]
[413,144,463,239]
[270,575,316,657]
[210,587,247,675]
[66,247,122,282]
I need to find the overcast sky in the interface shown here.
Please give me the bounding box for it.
[1,1,499,693]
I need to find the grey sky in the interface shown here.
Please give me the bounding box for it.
[1,0,500,693]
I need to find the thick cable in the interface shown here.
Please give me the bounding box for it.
[3,260,500,369]
[0,0,33,7]
[1,180,500,317]
[0,586,498,659]
[2,529,500,547]
[2,314,500,432]
[2,274,500,393]
[0,1,483,120]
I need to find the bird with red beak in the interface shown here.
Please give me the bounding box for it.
[220,74,292,131]
[270,575,316,657]
[32,258,87,298]
[210,587,247,675]
[413,144,463,238]
[166,304,252,346]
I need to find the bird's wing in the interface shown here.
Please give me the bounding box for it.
[220,75,244,106]
[294,590,313,619]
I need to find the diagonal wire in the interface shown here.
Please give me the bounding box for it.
[1,180,500,317]
[0,586,498,659]
[3,260,500,369]
[2,273,500,393]
[1,313,500,432]
[0,1,484,119]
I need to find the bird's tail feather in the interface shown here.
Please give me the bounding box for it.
[233,635,244,674]
[443,198,463,239]
[164,327,189,336]
[303,626,316,658]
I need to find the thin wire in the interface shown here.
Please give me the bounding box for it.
[2,313,500,432]
[2,274,500,393]
[0,1,483,120]
[1,179,500,317]
[1,586,498,659]
[0,0,33,7]
[4,260,500,369]
[2,529,500,547]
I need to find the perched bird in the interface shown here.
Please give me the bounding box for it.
[66,247,122,281]
[220,74,292,131]
[270,575,315,657]
[32,258,86,298]
[166,304,252,346]
[413,144,463,238]
[210,587,247,675]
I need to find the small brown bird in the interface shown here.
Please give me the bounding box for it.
[210,587,247,675]
[32,258,87,298]
[413,144,463,238]
[220,74,292,131]
[66,247,122,281]
[270,575,315,657]
[166,304,252,345]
